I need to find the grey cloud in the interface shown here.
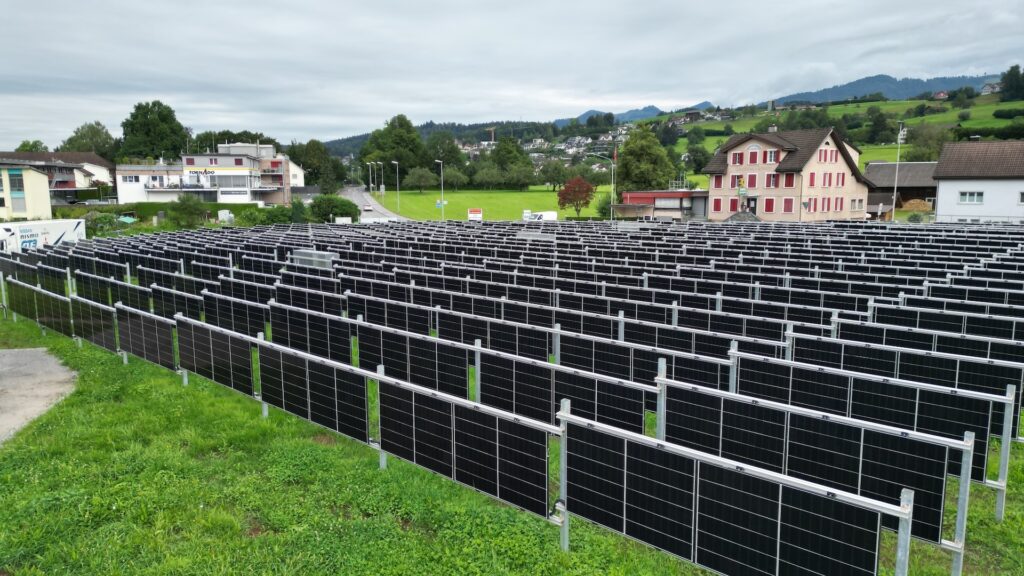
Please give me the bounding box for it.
[0,0,1020,149]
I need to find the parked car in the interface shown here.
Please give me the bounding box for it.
[363,204,374,212]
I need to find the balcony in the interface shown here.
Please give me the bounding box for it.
[144,182,181,190]
[261,167,284,174]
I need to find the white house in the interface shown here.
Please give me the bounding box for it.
[933,141,1024,223]
[116,162,184,203]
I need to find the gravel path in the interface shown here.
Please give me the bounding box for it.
[0,348,76,445]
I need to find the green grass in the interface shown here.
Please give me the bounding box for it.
[2,315,1023,575]
[378,187,609,221]
[0,317,697,575]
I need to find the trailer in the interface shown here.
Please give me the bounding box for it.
[0,219,86,254]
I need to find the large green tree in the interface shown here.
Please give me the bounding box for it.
[309,194,359,223]
[403,167,439,192]
[490,137,529,171]
[539,160,569,191]
[360,114,426,189]
[191,129,280,153]
[119,100,190,160]
[616,127,674,192]
[504,163,536,191]
[903,123,950,162]
[15,140,48,152]
[443,167,469,191]
[472,161,503,189]
[288,139,346,192]
[423,131,464,170]
[1001,64,1023,101]
[56,121,117,159]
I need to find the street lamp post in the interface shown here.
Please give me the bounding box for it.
[366,162,373,193]
[588,153,616,221]
[435,159,445,222]
[891,121,905,223]
[375,162,384,194]
[391,160,400,213]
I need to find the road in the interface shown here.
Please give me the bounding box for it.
[339,185,407,221]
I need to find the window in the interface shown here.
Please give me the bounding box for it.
[825,172,832,187]
[0,197,5,208]
[234,158,243,166]
[1019,191,1024,204]
[747,174,757,189]
[12,197,26,213]
[836,197,844,211]
[817,150,824,162]
[209,158,219,166]
[729,198,739,212]
[764,197,776,213]
[837,172,846,187]
[730,175,742,188]
[731,152,744,165]
[712,198,722,212]
[8,173,23,191]
[766,173,778,188]
[833,150,840,163]
[748,150,758,164]
[823,197,831,212]
[185,158,195,166]
[959,191,983,204]
[809,198,817,212]
[783,198,794,213]
[713,175,723,189]
[784,173,795,188]
[121,175,139,183]
[808,172,816,187]
[766,150,778,163]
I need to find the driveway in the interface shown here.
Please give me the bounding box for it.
[339,186,407,221]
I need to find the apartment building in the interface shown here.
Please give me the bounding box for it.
[702,127,870,222]
[0,165,52,220]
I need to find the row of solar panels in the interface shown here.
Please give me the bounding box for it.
[1,275,922,576]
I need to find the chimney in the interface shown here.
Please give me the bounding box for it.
[768,125,778,133]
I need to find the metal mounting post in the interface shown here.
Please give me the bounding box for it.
[656,358,667,440]
[996,385,1015,521]
[552,325,561,364]
[715,291,722,312]
[785,324,795,361]
[670,302,678,327]
[617,311,625,341]
[180,369,189,387]
[377,364,387,470]
[753,281,761,301]
[894,489,915,576]
[473,339,482,400]
[257,331,268,416]
[121,350,128,365]
[558,398,571,552]
[950,431,975,576]
[830,311,839,338]
[727,341,738,393]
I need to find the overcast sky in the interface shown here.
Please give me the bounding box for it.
[2,0,1021,149]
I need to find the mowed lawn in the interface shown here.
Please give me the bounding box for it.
[377,187,607,221]
[0,317,692,575]
[2,311,1024,574]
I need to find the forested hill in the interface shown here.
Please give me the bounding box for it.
[776,74,999,104]
[325,120,558,157]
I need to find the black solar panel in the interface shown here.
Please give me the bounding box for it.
[36,289,72,336]
[71,296,117,351]
[117,306,175,369]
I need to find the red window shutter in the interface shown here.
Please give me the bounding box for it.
[729,198,739,212]
[784,173,794,187]
[784,198,793,213]
[764,198,775,213]
[749,151,757,164]
[762,150,768,164]
[713,175,723,189]
[235,158,243,166]
[809,172,816,187]
[186,158,195,166]
[738,153,744,165]
[712,198,722,212]
[748,174,757,188]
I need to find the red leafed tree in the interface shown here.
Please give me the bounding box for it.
[557,176,595,217]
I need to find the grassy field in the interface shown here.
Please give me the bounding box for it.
[2,311,1024,574]
[377,186,608,220]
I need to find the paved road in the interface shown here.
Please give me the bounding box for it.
[339,186,407,221]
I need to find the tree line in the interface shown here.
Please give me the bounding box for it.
[14,101,346,192]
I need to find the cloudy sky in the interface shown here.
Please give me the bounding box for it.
[1,0,1020,149]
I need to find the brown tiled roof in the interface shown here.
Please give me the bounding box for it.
[864,162,937,189]
[0,151,114,169]
[933,141,1024,179]
[702,127,867,183]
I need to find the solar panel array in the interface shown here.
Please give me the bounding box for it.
[6,219,1024,576]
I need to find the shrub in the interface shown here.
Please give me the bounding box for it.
[907,212,923,223]
[309,194,359,223]
[166,194,207,229]
[958,111,971,122]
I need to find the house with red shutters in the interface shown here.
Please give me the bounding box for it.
[701,127,870,222]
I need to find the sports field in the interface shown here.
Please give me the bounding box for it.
[377,187,608,221]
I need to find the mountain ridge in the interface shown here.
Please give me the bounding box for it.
[774,73,1000,104]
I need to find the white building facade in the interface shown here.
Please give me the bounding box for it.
[933,141,1024,223]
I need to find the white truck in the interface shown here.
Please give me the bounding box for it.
[0,219,86,254]
[522,210,558,222]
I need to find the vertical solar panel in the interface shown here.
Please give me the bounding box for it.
[778,487,880,576]
[8,279,37,320]
[695,463,779,575]
[453,405,499,497]
[379,382,415,461]
[413,393,454,477]
[36,290,73,336]
[625,441,695,560]
[71,297,117,352]
[117,307,176,370]
[566,422,625,532]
